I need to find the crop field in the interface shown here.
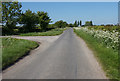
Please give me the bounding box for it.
[74,26,119,80]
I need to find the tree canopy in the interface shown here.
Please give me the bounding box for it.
[85,21,93,26]
[54,20,68,28]
[80,20,82,26]
[37,11,51,31]
[2,2,22,34]
[2,2,22,28]
[19,9,38,32]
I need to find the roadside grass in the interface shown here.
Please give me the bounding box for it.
[1,37,39,69]
[74,29,119,80]
[19,28,66,36]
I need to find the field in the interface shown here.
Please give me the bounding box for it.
[19,28,66,36]
[2,37,38,69]
[74,26,119,80]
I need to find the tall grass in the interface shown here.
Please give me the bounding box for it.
[74,29,119,80]
[20,28,66,36]
[2,37,38,69]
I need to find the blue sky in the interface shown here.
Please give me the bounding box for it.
[21,2,118,25]
[18,0,119,2]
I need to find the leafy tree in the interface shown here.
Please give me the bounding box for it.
[85,21,93,26]
[2,2,22,34]
[19,9,38,32]
[54,20,67,28]
[90,21,93,26]
[85,21,90,26]
[74,20,78,27]
[80,20,82,26]
[37,11,51,31]
[68,23,74,27]
[48,24,55,30]
[77,21,79,27]
[63,21,68,27]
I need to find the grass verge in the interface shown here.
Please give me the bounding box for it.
[2,37,39,70]
[74,29,119,80]
[19,28,66,36]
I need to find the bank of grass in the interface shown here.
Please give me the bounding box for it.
[2,37,39,69]
[20,28,66,36]
[74,29,119,80]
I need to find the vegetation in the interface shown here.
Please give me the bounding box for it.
[37,11,51,31]
[74,20,78,27]
[80,20,82,26]
[54,20,68,28]
[68,23,74,27]
[2,2,119,79]
[2,2,52,35]
[74,27,119,80]
[19,9,38,32]
[88,26,120,32]
[78,27,118,51]
[19,28,66,36]
[2,2,88,35]
[67,20,82,27]
[85,21,93,26]
[2,2,22,35]
[2,37,38,69]
[2,2,69,35]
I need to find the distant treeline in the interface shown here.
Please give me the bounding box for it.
[1,2,118,35]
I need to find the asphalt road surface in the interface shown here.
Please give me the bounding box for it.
[3,28,107,79]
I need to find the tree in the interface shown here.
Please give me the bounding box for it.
[80,20,82,26]
[77,21,79,27]
[68,23,74,27]
[85,21,90,26]
[19,9,38,32]
[74,20,78,27]
[54,20,68,28]
[90,21,93,26]
[48,24,55,29]
[2,2,22,34]
[85,21,93,26]
[63,21,68,27]
[37,11,51,31]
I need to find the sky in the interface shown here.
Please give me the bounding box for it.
[18,0,119,2]
[118,2,120,24]
[21,2,118,25]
